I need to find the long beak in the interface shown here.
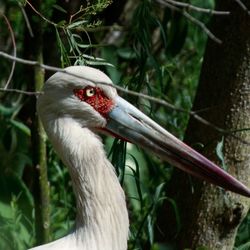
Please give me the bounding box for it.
[105,96,250,197]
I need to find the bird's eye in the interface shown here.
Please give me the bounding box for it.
[73,87,97,101]
[73,86,114,117]
[86,88,95,97]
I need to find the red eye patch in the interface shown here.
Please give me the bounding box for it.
[73,87,115,117]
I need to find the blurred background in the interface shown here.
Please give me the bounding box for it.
[0,0,249,249]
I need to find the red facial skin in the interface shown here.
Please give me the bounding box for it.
[73,87,114,117]
[74,86,130,142]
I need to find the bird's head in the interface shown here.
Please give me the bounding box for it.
[37,66,117,128]
[37,66,250,198]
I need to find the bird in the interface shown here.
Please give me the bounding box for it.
[32,65,250,250]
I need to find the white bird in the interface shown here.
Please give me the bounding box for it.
[32,66,250,250]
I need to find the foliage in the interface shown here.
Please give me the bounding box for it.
[0,0,250,249]
[235,213,250,250]
[0,194,33,250]
[0,95,33,249]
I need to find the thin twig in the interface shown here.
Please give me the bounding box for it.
[0,88,41,96]
[25,0,57,27]
[1,13,16,89]
[0,51,249,145]
[183,10,222,44]
[233,0,250,14]
[164,0,230,15]
[25,0,122,36]
[18,1,34,37]
[156,0,222,44]
[69,5,84,24]
[0,51,65,73]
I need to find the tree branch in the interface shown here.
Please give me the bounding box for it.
[233,0,250,14]
[0,51,64,73]
[163,0,230,15]
[156,0,222,44]
[0,88,41,96]
[18,1,34,37]
[25,0,57,27]
[1,13,16,89]
[183,10,222,44]
[0,51,249,145]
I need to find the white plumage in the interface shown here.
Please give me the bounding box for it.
[33,66,129,250]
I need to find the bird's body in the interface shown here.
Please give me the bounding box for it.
[32,66,250,250]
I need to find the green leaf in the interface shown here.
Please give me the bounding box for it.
[9,120,30,137]
[55,27,71,67]
[67,20,88,30]
[0,105,16,116]
[237,241,250,250]
[147,215,154,244]
[53,4,67,14]
[127,154,143,206]
[117,48,137,60]
[101,46,122,83]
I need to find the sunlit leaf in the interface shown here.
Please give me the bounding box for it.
[67,20,88,30]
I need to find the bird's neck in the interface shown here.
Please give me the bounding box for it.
[44,117,129,250]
